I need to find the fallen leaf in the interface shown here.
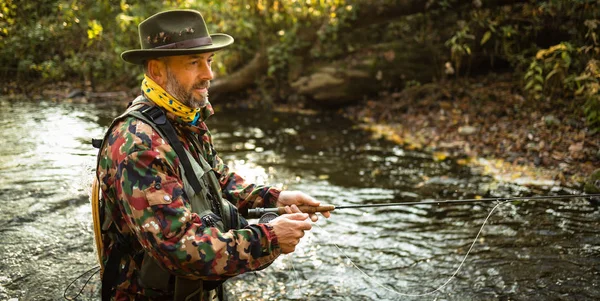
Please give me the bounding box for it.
[433,151,448,161]
[569,142,585,159]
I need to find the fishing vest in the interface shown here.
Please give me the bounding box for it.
[93,96,242,301]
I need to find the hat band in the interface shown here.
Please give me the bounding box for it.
[154,36,213,50]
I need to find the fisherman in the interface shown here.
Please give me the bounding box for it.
[94,9,330,300]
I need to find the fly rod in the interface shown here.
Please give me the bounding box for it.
[246,193,600,218]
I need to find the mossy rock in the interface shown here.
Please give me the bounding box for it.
[584,169,600,194]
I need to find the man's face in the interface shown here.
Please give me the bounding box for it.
[161,52,214,108]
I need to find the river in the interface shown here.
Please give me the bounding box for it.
[0,98,598,300]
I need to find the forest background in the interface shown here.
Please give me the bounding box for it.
[1,0,599,189]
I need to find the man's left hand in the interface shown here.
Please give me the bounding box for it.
[276,191,331,222]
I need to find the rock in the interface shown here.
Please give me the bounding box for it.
[290,67,367,106]
[290,41,437,107]
[543,115,560,127]
[458,125,478,135]
[67,89,86,98]
[291,70,345,95]
[584,169,600,194]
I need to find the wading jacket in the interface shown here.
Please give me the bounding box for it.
[96,97,282,300]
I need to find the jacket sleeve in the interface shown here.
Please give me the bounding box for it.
[110,119,281,279]
[212,153,281,211]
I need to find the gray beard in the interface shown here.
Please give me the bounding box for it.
[165,68,209,109]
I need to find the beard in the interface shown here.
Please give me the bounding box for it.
[164,68,210,109]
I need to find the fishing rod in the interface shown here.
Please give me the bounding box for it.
[246,193,600,218]
[245,192,600,296]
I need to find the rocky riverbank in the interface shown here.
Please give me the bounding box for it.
[340,74,599,189]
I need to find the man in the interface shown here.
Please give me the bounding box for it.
[95,9,330,301]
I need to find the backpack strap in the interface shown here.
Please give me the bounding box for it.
[93,100,147,300]
[93,96,203,196]
[138,105,204,195]
[101,233,134,301]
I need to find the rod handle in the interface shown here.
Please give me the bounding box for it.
[246,205,336,218]
[279,205,336,214]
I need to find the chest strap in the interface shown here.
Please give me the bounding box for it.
[139,105,204,196]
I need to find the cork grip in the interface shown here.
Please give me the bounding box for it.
[276,205,336,214]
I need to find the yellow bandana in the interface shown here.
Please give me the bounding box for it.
[141,74,202,124]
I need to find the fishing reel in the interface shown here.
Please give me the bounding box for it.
[258,212,279,224]
[251,205,336,223]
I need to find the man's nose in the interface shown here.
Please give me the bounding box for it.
[200,60,213,81]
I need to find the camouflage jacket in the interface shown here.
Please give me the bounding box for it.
[96,98,282,300]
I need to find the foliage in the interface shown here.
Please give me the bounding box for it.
[0,0,348,92]
[444,20,474,76]
[442,0,600,132]
[581,59,600,134]
[524,60,544,100]
[1,0,164,89]
[1,0,598,131]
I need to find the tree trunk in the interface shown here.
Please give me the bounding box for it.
[209,49,268,98]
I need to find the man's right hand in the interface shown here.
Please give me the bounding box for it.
[269,205,312,254]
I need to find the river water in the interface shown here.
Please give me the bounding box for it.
[0,98,598,301]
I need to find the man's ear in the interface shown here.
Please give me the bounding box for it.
[146,58,167,86]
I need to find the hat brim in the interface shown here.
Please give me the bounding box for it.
[121,33,234,65]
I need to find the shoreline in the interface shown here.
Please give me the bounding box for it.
[340,75,599,190]
[3,76,598,189]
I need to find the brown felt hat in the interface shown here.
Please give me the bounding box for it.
[121,9,234,65]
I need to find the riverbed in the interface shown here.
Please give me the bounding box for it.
[0,98,598,300]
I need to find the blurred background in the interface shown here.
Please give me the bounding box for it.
[1,1,599,300]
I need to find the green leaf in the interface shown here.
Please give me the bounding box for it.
[481,31,492,45]
[545,69,559,81]
[561,52,571,66]
[535,74,544,83]
[524,80,534,90]
[525,70,534,79]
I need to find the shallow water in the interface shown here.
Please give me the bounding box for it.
[0,98,598,300]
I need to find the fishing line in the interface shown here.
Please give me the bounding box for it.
[288,254,302,288]
[64,265,101,300]
[312,200,509,297]
[290,252,303,282]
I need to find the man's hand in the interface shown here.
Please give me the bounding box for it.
[269,206,312,254]
[276,191,332,222]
